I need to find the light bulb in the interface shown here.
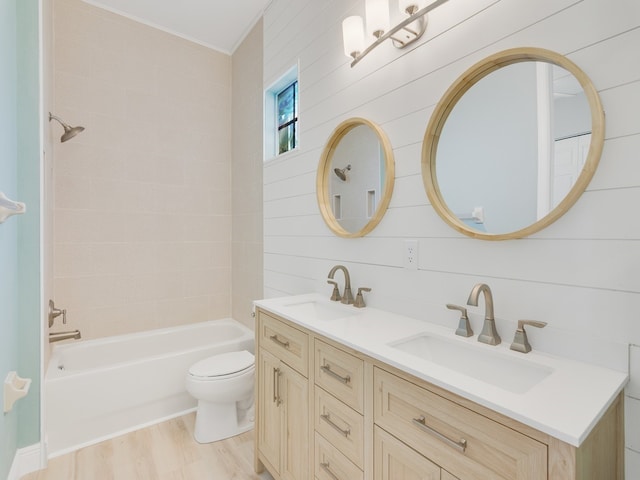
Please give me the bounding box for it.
[342,16,365,59]
[365,0,390,38]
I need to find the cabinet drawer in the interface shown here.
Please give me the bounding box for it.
[374,425,440,480]
[315,339,364,413]
[315,386,364,469]
[374,368,547,480]
[315,432,363,480]
[259,310,308,376]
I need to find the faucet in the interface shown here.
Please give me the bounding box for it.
[510,320,547,353]
[49,330,81,343]
[467,283,501,345]
[48,299,67,327]
[328,265,354,304]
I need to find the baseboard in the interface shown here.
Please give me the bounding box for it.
[8,443,45,480]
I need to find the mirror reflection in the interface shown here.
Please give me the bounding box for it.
[317,118,395,238]
[423,48,604,240]
[329,125,385,232]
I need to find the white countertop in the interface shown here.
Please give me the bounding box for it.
[254,293,628,447]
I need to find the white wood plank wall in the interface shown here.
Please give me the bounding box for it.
[262,0,640,474]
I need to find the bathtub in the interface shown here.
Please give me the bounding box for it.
[45,318,254,456]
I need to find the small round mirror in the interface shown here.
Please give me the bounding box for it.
[317,118,395,237]
[422,48,605,240]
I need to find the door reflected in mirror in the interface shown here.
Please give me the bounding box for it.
[317,118,395,238]
[422,48,604,240]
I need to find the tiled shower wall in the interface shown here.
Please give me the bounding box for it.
[52,0,232,339]
[232,20,264,329]
[262,0,640,475]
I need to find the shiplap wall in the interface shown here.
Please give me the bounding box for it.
[262,0,640,474]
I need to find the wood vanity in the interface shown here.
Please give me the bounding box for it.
[254,305,625,480]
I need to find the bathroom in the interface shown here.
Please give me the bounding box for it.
[1,0,639,478]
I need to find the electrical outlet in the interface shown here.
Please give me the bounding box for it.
[403,240,418,270]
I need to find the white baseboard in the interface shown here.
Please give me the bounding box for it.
[8,443,45,480]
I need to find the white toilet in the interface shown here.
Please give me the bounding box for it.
[185,350,255,443]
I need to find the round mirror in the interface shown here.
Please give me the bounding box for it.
[422,48,605,240]
[317,118,395,237]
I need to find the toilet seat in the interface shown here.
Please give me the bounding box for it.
[188,350,254,380]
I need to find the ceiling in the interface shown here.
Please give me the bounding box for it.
[82,0,272,54]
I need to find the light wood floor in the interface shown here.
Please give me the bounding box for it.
[23,413,274,480]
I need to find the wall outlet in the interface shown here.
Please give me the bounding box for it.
[403,240,419,270]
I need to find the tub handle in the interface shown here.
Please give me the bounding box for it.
[273,367,282,405]
[269,334,290,349]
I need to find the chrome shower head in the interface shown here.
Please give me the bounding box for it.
[49,112,85,143]
[334,164,351,181]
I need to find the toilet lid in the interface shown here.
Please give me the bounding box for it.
[189,350,254,378]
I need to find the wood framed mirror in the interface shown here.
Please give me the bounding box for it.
[422,47,605,240]
[317,118,395,238]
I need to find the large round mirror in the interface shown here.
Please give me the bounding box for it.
[422,48,605,240]
[317,118,395,237]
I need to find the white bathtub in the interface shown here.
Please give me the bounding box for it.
[45,318,254,456]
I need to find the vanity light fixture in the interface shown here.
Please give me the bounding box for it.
[342,0,449,67]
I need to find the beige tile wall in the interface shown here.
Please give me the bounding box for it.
[231,20,264,329]
[52,0,232,339]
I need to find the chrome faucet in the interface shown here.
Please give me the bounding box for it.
[328,265,354,304]
[49,330,81,343]
[467,283,501,345]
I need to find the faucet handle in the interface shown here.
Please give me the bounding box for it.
[446,304,473,338]
[354,287,371,308]
[48,300,67,327]
[510,320,547,353]
[327,280,341,302]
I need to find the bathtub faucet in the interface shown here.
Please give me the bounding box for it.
[49,330,81,343]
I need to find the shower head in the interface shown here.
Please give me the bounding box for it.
[49,112,85,143]
[334,164,351,181]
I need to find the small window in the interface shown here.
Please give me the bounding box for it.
[264,64,299,161]
[276,81,298,155]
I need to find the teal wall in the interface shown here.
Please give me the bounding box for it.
[17,0,41,449]
[0,0,21,476]
[0,0,41,476]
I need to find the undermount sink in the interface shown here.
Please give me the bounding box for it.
[280,299,356,321]
[389,333,553,394]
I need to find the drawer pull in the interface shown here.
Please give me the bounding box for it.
[273,368,281,405]
[320,462,340,480]
[270,334,290,349]
[320,364,351,384]
[412,416,467,453]
[320,413,351,437]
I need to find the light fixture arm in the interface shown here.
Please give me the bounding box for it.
[349,0,449,68]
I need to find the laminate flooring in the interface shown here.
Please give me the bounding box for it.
[23,413,274,480]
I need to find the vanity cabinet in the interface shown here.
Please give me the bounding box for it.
[255,312,310,480]
[254,307,624,480]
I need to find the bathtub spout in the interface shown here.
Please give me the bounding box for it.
[49,330,81,343]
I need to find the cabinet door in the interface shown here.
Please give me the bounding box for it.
[257,348,281,474]
[281,362,309,480]
[374,426,441,480]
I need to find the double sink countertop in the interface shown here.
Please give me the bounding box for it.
[254,293,628,447]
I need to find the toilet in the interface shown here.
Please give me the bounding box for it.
[185,350,255,443]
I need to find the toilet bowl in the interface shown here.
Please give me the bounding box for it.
[185,350,255,443]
